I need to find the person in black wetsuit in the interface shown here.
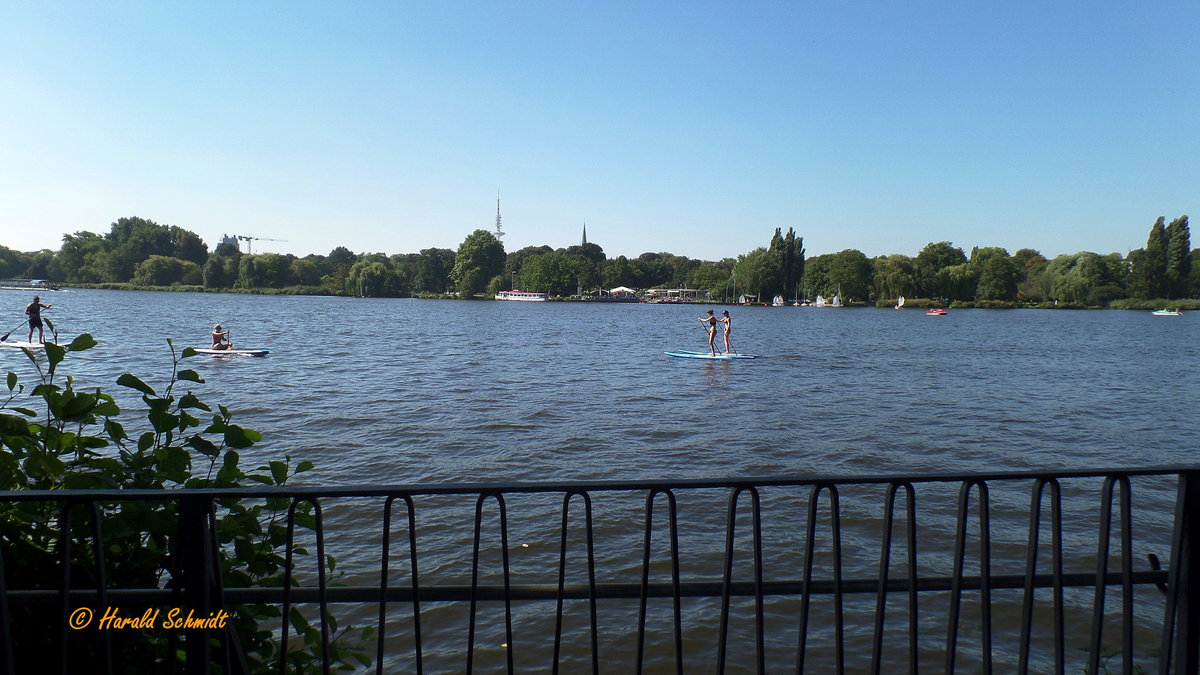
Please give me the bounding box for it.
[25,295,52,344]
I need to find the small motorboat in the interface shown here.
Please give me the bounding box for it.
[926,308,947,315]
[1152,309,1181,316]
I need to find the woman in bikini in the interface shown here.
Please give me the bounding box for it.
[698,310,718,356]
[718,310,734,354]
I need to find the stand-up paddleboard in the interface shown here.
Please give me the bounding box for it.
[1,341,45,350]
[192,347,270,357]
[665,350,755,360]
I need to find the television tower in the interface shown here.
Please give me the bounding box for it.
[493,191,504,240]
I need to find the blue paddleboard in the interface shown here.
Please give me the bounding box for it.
[665,350,755,360]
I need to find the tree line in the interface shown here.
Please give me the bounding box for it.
[1,215,1196,305]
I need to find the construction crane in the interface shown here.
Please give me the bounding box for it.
[233,234,287,254]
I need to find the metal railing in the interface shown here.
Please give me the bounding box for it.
[1,465,1198,673]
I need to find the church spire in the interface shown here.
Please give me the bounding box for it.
[582,221,587,246]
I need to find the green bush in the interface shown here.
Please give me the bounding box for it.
[0,330,370,672]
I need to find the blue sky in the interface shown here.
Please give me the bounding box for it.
[2,1,1196,262]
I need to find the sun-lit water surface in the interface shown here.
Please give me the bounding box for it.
[3,289,1195,671]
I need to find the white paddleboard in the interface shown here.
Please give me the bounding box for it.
[665,350,755,360]
[1,341,45,349]
[192,347,270,357]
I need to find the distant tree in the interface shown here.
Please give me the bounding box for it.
[734,248,782,300]
[872,254,915,301]
[170,227,208,266]
[767,227,805,299]
[290,258,323,286]
[801,254,833,300]
[202,254,238,289]
[452,230,505,297]
[98,217,205,282]
[504,245,553,282]
[564,242,606,265]
[690,260,736,301]
[976,255,1018,300]
[630,254,672,288]
[1166,215,1191,298]
[1129,218,1169,299]
[257,253,297,288]
[520,251,581,295]
[22,250,58,281]
[1189,249,1200,298]
[346,260,398,297]
[915,241,967,298]
[602,255,637,289]
[132,255,200,286]
[1012,249,1047,280]
[414,248,455,293]
[327,246,357,269]
[827,249,873,302]
[0,245,29,278]
[787,229,805,300]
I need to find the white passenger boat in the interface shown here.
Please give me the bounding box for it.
[495,290,549,302]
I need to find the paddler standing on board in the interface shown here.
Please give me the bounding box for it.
[698,309,718,356]
[25,295,52,344]
[211,324,233,351]
[718,310,734,354]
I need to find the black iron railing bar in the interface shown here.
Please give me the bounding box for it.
[279,497,331,675]
[1087,476,1135,675]
[870,481,918,675]
[466,492,515,674]
[797,484,844,673]
[551,490,599,675]
[1163,471,1200,673]
[3,568,1174,606]
[1018,477,1066,674]
[946,480,992,674]
[378,494,423,675]
[1,463,1194,503]
[716,486,765,673]
[635,488,682,675]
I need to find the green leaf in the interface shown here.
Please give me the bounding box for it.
[179,393,211,411]
[44,342,66,369]
[223,425,258,449]
[67,333,97,352]
[116,373,157,397]
[6,372,15,392]
[181,347,198,358]
[0,413,30,435]
[187,437,220,457]
[269,461,287,485]
[295,460,314,473]
[104,420,127,442]
[155,446,191,483]
[137,432,154,452]
[177,369,204,383]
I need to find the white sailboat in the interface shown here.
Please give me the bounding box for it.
[831,295,842,307]
[772,295,784,307]
[895,295,905,309]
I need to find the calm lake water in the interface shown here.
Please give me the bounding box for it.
[7,289,1196,482]
[3,289,1197,671]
